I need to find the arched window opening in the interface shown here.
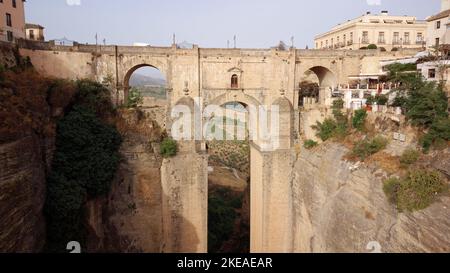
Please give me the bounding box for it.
[231,74,239,89]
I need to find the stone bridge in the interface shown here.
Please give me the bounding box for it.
[19,42,418,253]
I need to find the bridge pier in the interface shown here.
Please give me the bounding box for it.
[250,143,295,253]
[160,145,208,253]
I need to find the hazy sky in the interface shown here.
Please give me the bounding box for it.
[25,0,440,49]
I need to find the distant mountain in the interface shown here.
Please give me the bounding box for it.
[130,74,166,87]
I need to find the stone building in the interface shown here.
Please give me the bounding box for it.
[315,11,427,51]
[25,23,44,41]
[426,0,450,48]
[0,0,26,42]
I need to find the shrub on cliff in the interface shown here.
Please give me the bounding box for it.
[304,139,318,149]
[160,138,178,158]
[399,148,420,167]
[312,118,337,141]
[384,170,447,212]
[352,109,367,131]
[352,136,388,160]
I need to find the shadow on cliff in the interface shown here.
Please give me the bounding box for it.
[86,189,201,253]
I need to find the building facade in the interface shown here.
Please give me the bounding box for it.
[426,0,450,48]
[25,23,44,41]
[0,0,26,42]
[315,11,427,51]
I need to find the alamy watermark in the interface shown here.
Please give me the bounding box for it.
[170,97,283,152]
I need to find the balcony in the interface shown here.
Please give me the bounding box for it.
[361,39,369,44]
[392,40,401,45]
[378,39,386,44]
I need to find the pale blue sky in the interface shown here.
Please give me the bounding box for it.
[25,0,440,48]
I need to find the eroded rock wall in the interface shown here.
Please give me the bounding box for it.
[0,135,50,252]
[85,110,165,252]
[291,143,450,253]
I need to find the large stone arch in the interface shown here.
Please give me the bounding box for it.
[121,57,170,102]
[302,66,337,104]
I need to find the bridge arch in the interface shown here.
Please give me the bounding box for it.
[302,66,337,104]
[123,63,168,102]
[208,92,262,108]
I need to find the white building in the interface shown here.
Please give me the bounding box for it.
[426,0,450,48]
[315,11,427,51]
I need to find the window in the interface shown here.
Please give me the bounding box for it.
[437,21,441,29]
[428,69,436,79]
[7,31,13,42]
[343,34,346,45]
[231,74,238,88]
[29,30,35,40]
[362,31,369,43]
[6,13,11,27]
[393,32,400,44]
[436,38,440,48]
[378,32,385,44]
[12,0,16,8]
[404,32,410,44]
[416,33,423,44]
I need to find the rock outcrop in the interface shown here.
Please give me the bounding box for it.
[86,109,167,252]
[291,143,450,253]
[0,135,51,252]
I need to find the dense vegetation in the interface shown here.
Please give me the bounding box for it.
[386,63,450,152]
[45,80,122,252]
[383,170,447,212]
[208,188,243,253]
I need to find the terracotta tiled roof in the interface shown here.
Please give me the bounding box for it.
[427,9,450,22]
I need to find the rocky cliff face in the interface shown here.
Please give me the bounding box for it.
[291,143,450,253]
[86,109,165,252]
[0,135,51,252]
